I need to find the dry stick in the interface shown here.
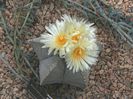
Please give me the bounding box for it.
[0,54,52,99]
[66,0,133,47]
[19,0,34,35]
[0,12,14,44]
[95,0,133,47]
[67,0,97,16]
[23,56,40,80]
[0,54,28,83]
[1,0,52,98]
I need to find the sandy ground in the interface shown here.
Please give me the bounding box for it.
[0,0,133,99]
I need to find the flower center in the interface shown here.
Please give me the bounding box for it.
[55,35,67,47]
[72,47,85,60]
[72,33,81,43]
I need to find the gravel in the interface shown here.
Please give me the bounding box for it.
[0,0,133,99]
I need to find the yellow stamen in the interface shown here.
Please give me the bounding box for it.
[55,35,67,47]
[72,33,81,43]
[72,47,85,60]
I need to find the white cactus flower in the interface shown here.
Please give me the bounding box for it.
[65,38,99,73]
[40,15,99,73]
[41,20,68,57]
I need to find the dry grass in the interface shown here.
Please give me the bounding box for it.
[0,0,133,98]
